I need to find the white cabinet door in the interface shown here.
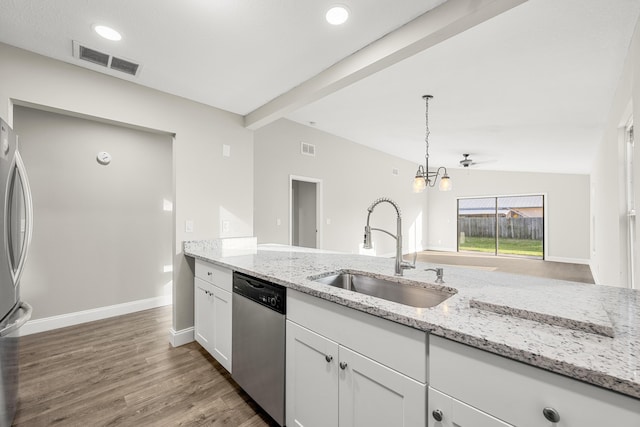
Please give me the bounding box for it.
[211,287,232,373]
[286,321,339,427]
[194,277,232,373]
[339,346,426,427]
[194,277,215,355]
[429,387,513,427]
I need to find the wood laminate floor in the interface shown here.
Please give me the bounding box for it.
[13,306,278,427]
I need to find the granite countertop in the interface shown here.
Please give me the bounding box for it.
[184,240,640,400]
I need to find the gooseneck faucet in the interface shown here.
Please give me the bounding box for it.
[363,197,415,276]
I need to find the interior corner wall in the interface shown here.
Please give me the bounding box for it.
[591,15,640,288]
[14,106,172,320]
[426,168,590,264]
[254,119,428,256]
[0,43,254,332]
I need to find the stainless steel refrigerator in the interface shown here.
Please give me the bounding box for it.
[0,118,33,427]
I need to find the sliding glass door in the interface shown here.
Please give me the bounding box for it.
[457,195,544,259]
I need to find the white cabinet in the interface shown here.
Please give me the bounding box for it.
[286,290,427,427]
[339,343,426,427]
[429,387,512,427]
[429,335,640,427]
[194,260,232,373]
[286,321,339,427]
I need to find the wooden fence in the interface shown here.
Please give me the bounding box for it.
[458,217,543,240]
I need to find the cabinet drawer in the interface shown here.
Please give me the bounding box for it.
[429,387,513,427]
[429,335,640,427]
[195,259,232,292]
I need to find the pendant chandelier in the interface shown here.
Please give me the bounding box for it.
[412,95,451,193]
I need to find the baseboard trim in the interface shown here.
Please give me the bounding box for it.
[19,295,172,336]
[169,327,194,347]
[545,256,590,265]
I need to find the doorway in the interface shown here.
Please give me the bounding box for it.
[289,176,322,249]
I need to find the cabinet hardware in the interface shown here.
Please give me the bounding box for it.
[339,362,348,370]
[325,355,333,363]
[432,409,443,422]
[543,407,560,422]
[207,272,212,276]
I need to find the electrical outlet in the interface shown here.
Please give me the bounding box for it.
[185,220,194,233]
[222,220,230,232]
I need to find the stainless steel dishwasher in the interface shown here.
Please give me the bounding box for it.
[232,272,286,426]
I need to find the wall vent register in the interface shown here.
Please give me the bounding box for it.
[300,142,316,156]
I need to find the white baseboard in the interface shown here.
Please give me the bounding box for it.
[169,327,194,347]
[425,246,457,252]
[19,295,172,336]
[545,256,591,265]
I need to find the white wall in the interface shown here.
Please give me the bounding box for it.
[14,106,172,320]
[591,14,640,287]
[254,119,428,256]
[0,43,253,332]
[426,168,590,263]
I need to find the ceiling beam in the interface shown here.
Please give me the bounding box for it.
[244,0,527,130]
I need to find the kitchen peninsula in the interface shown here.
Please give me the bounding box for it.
[184,239,640,426]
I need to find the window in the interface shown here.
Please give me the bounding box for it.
[457,195,544,258]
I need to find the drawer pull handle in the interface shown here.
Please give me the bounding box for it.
[543,407,560,422]
[207,272,212,276]
[432,409,444,422]
[325,355,333,363]
[339,362,348,370]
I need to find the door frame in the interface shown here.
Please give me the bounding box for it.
[289,175,323,249]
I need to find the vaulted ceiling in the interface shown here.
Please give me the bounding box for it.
[1,0,639,174]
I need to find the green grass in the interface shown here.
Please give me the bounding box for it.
[459,236,543,257]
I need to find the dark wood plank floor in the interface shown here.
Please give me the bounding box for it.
[13,306,279,427]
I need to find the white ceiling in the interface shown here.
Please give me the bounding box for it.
[1,0,639,174]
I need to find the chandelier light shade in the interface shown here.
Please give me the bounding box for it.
[413,95,451,193]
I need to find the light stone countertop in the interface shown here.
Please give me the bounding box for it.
[184,240,640,400]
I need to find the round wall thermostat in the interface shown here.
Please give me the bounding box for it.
[97,151,112,165]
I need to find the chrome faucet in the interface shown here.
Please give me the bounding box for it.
[363,197,415,276]
[424,267,445,284]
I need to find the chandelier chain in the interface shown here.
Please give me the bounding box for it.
[425,95,430,169]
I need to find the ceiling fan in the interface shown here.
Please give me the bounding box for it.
[459,153,475,168]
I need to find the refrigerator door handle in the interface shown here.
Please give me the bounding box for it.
[0,301,32,337]
[10,148,33,285]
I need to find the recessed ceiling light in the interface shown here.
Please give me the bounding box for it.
[326,5,349,25]
[94,25,122,41]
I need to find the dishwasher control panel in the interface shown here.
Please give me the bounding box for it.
[232,272,286,314]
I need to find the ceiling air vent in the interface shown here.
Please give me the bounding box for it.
[301,142,316,157]
[73,41,141,77]
[110,57,139,76]
[78,45,109,67]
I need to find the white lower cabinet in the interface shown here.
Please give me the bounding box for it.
[194,260,232,373]
[287,320,425,427]
[429,387,512,427]
[339,344,426,427]
[429,335,640,427]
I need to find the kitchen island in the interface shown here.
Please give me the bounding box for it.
[184,240,640,425]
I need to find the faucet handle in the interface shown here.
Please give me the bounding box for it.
[400,260,415,270]
[424,267,445,284]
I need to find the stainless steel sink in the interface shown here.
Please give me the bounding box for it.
[313,271,454,308]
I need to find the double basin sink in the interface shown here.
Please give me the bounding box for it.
[312,271,455,308]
